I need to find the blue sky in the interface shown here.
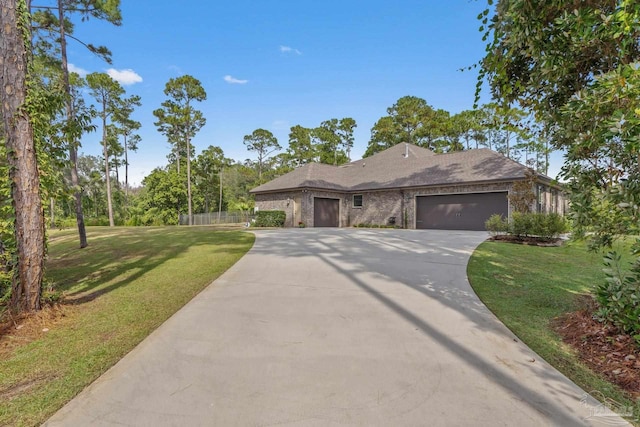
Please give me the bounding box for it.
[61,0,563,186]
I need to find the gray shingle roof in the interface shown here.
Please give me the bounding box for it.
[250,143,541,194]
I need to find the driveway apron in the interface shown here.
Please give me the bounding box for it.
[45,229,627,426]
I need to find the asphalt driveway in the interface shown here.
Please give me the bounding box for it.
[46,229,624,426]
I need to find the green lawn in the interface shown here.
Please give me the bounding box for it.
[0,226,254,427]
[467,239,640,420]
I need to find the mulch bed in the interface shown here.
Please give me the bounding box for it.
[553,297,640,397]
[0,304,71,358]
[487,234,564,247]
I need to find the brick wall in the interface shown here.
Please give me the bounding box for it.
[348,191,403,227]
[255,180,564,229]
[254,191,301,227]
[300,190,348,227]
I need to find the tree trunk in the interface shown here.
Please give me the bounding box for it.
[58,0,87,247]
[1,0,45,311]
[218,170,223,223]
[114,156,119,186]
[50,197,55,228]
[124,133,129,197]
[102,104,115,227]
[186,135,192,226]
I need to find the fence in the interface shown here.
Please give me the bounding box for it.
[178,211,253,226]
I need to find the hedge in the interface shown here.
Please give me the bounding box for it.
[254,210,286,227]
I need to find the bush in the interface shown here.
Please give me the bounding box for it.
[595,252,640,344]
[485,214,508,235]
[253,210,286,227]
[507,212,567,239]
[510,212,533,237]
[530,212,568,239]
[85,217,112,226]
[54,217,77,229]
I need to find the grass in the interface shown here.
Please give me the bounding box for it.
[0,226,254,427]
[467,239,640,420]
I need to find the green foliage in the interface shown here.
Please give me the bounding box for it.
[128,167,193,226]
[243,128,281,182]
[312,118,357,165]
[480,0,640,341]
[480,0,640,247]
[484,214,508,236]
[0,144,15,306]
[193,145,232,213]
[596,252,640,344]
[508,169,537,213]
[508,212,567,240]
[509,212,533,238]
[153,75,206,171]
[287,125,316,166]
[365,96,451,156]
[253,210,286,227]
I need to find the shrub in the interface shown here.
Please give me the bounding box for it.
[507,212,568,239]
[529,212,568,239]
[54,217,77,229]
[254,210,286,227]
[85,216,112,226]
[485,214,508,235]
[510,212,533,237]
[595,252,640,344]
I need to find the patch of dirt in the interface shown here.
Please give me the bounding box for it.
[0,304,73,358]
[488,234,564,247]
[0,373,57,401]
[553,296,640,398]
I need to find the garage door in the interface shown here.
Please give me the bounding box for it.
[416,192,508,231]
[314,198,339,227]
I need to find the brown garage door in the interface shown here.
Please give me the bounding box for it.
[314,198,339,227]
[416,192,508,231]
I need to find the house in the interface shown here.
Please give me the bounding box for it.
[250,143,564,230]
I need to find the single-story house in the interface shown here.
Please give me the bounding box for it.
[250,143,564,230]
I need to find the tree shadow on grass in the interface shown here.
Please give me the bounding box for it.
[47,228,254,306]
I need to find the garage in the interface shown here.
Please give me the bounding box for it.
[314,198,340,227]
[416,192,508,231]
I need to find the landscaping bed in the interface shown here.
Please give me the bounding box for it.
[554,296,640,398]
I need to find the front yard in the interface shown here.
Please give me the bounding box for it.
[0,227,254,427]
[468,239,640,422]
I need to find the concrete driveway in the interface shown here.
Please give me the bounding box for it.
[46,229,626,426]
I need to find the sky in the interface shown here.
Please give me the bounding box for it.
[59,0,564,187]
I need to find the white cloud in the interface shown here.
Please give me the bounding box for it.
[106,68,143,85]
[272,120,290,131]
[67,63,88,77]
[167,65,183,75]
[223,75,248,84]
[279,45,302,55]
